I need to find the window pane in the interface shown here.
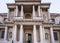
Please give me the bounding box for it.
[53,32,58,41]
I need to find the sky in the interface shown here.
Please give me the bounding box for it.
[0,0,60,13]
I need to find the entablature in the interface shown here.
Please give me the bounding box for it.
[15,2,40,5]
[14,21,42,25]
[7,3,16,9]
[13,18,43,22]
[0,24,5,28]
[43,22,53,27]
[40,3,50,9]
[15,0,41,2]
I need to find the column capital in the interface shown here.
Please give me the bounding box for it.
[38,5,40,7]
[21,5,23,10]
[20,24,23,28]
[33,5,35,7]
[21,5,23,7]
[33,24,36,26]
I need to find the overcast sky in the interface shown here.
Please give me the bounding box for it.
[0,0,60,13]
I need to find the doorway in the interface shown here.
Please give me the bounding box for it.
[25,33,32,43]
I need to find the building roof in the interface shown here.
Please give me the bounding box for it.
[15,0,41,2]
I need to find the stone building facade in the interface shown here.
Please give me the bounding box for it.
[0,0,60,43]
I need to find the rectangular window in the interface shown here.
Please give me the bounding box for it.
[53,32,58,41]
[1,31,5,38]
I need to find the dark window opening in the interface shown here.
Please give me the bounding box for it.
[53,32,58,41]
[35,5,38,11]
[1,31,5,38]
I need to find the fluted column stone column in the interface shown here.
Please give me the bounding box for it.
[33,25,37,43]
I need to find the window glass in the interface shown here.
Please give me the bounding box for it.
[53,32,58,41]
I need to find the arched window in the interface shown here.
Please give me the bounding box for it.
[24,13,32,19]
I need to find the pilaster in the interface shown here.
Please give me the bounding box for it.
[13,24,17,43]
[50,27,55,43]
[20,24,23,43]
[33,25,37,43]
[39,24,44,43]
[4,26,8,40]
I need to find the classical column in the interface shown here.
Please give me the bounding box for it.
[50,27,55,43]
[33,25,37,43]
[38,5,41,17]
[4,26,8,40]
[33,5,35,18]
[16,6,18,17]
[21,5,24,18]
[13,24,17,43]
[39,24,44,43]
[20,25,23,43]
